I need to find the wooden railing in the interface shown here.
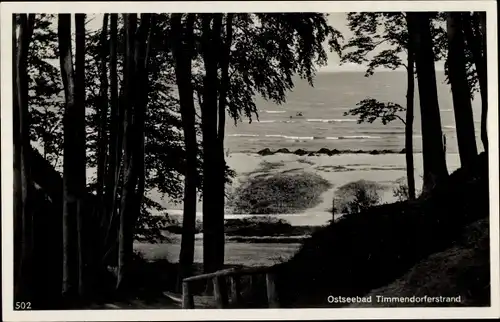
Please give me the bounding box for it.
[181,266,279,309]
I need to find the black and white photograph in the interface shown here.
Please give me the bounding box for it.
[1,1,499,320]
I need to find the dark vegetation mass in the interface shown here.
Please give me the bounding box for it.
[274,153,490,307]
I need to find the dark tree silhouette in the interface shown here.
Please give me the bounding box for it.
[463,12,488,152]
[170,13,198,286]
[96,14,109,206]
[446,12,478,168]
[117,13,153,292]
[14,12,36,303]
[74,13,87,297]
[102,13,121,264]
[407,12,448,192]
[342,12,417,200]
[200,14,224,274]
[58,13,81,300]
[116,13,138,292]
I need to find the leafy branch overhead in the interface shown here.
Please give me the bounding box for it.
[344,98,406,125]
[341,12,408,76]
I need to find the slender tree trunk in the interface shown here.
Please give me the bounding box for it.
[74,13,87,298]
[14,13,36,302]
[102,14,120,262]
[13,13,22,300]
[464,12,488,153]
[58,13,79,302]
[405,31,416,200]
[407,12,448,193]
[200,14,224,274]
[88,14,110,292]
[116,13,151,292]
[96,14,109,205]
[446,12,478,168]
[171,13,198,288]
[478,12,488,153]
[131,13,152,226]
[214,13,234,268]
[117,13,138,292]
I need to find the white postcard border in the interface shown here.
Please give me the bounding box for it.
[1,1,498,321]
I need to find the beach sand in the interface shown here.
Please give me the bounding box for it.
[137,152,462,264]
[160,152,462,226]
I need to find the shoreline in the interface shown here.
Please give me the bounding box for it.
[255,147,410,156]
[155,152,462,226]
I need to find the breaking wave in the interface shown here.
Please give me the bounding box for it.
[306,118,357,123]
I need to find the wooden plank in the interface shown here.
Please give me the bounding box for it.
[265,272,279,308]
[212,276,229,308]
[183,268,236,282]
[183,266,272,283]
[229,276,242,306]
[181,281,195,309]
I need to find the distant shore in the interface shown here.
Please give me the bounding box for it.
[254,147,409,156]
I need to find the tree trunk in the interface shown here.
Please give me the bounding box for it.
[116,13,151,293]
[130,13,152,228]
[214,13,234,269]
[200,14,224,274]
[74,13,87,298]
[116,13,138,293]
[404,23,416,200]
[478,12,488,153]
[96,14,109,205]
[58,13,80,302]
[171,13,198,288]
[446,12,478,168]
[13,13,21,300]
[464,12,488,153]
[407,12,448,193]
[102,14,120,261]
[14,13,36,303]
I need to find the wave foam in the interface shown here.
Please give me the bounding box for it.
[229,134,259,137]
[264,134,314,140]
[338,135,382,139]
[307,118,357,123]
[262,110,287,114]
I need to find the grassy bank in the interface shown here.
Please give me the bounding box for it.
[273,152,490,307]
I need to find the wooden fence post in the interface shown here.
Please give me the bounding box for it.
[265,272,279,308]
[182,280,194,309]
[229,276,242,306]
[212,276,229,308]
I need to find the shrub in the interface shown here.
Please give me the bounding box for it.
[393,177,410,201]
[332,180,383,215]
[225,216,294,236]
[163,218,203,234]
[393,176,422,201]
[227,172,332,214]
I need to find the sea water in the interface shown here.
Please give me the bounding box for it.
[224,71,483,154]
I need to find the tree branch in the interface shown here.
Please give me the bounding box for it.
[395,114,406,125]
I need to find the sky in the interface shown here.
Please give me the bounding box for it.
[82,13,371,72]
[78,12,445,72]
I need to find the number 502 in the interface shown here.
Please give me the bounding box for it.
[15,302,32,310]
